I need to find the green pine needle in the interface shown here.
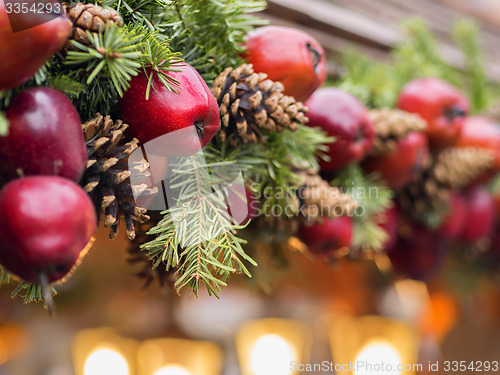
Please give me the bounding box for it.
[45,75,85,99]
[0,111,9,136]
[0,267,10,286]
[138,32,183,99]
[11,282,57,305]
[332,165,393,251]
[141,149,256,297]
[66,24,143,96]
[453,19,488,113]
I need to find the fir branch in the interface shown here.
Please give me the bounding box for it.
[138,31,183,99]
[45,75,85,99]
[33,63,50,86]
[332,165,393,250]
[0,267,10,286]
[0,111,9,136]
[393,18,458,87]
[233,125,332,219]
[141,150,256,296]
[66,24,143,96]
[11,281,57,305]
[161,0,268,83]
[453,19,488,113]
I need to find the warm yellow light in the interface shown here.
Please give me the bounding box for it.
[354,342,402,375]
[83,347,130,375]
[153,364,193,375]
[250,334,295,375]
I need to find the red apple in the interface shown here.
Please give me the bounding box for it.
[454,116,500,183]
[388,224,447,280]
[0,0,71,90]
[305,88,375,171]
[0,87,87,182]
[118,63,220,157]
[397,77,469,148]
[0,176,97,283]
[297,216,353,257]
[460,186,496,243]
[243,25,327,102]
[375,204,401,253]
[362,132,429,190]
[435,192,467,240]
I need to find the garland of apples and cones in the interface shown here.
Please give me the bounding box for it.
[1,0,500,310]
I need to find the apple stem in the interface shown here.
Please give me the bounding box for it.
[40,273,56,317]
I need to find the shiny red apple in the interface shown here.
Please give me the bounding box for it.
[460,186,496,243]
[243,25,327,102]
[435,192,467,240]
[0,0,71,90]
[297,216,353,257]
[0,176,97,283]
[362,132,429,190]
[305,88,375,171]
[454,116,500,183]
[397,77,469,149]
[119,63,220,157]
[0,87,87,182]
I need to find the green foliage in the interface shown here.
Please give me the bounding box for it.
[339,18,496,111]
[452,19,488,113]
[161,0,268,83]
[66,25,143,97]
[0,266,57,305]
[236,125,333,219]
[99,0,267,83]
[0,267,10,286]
[45,75,86,99]
[141,147,257,296]
[11,281,57,305]
[332,165,393,251]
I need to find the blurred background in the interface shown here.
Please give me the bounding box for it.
[3,1,500,375]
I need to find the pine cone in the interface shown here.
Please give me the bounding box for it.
[211,64,307,145]
[369,109,427,156]
[398,147,495,225]
[64,2,123,51]
[81,113,157,240]
[295,168,358,222]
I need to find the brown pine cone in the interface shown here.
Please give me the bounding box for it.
[294,168,358,222]
[398,147,495,226]
[81,113,157,240]
[64,2,123,50]
[368,109,427,156]
[211,64,308,145]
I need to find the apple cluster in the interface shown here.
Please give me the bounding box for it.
[302,76,500,279]
[243,25,500,279]
[0,6,99,287]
